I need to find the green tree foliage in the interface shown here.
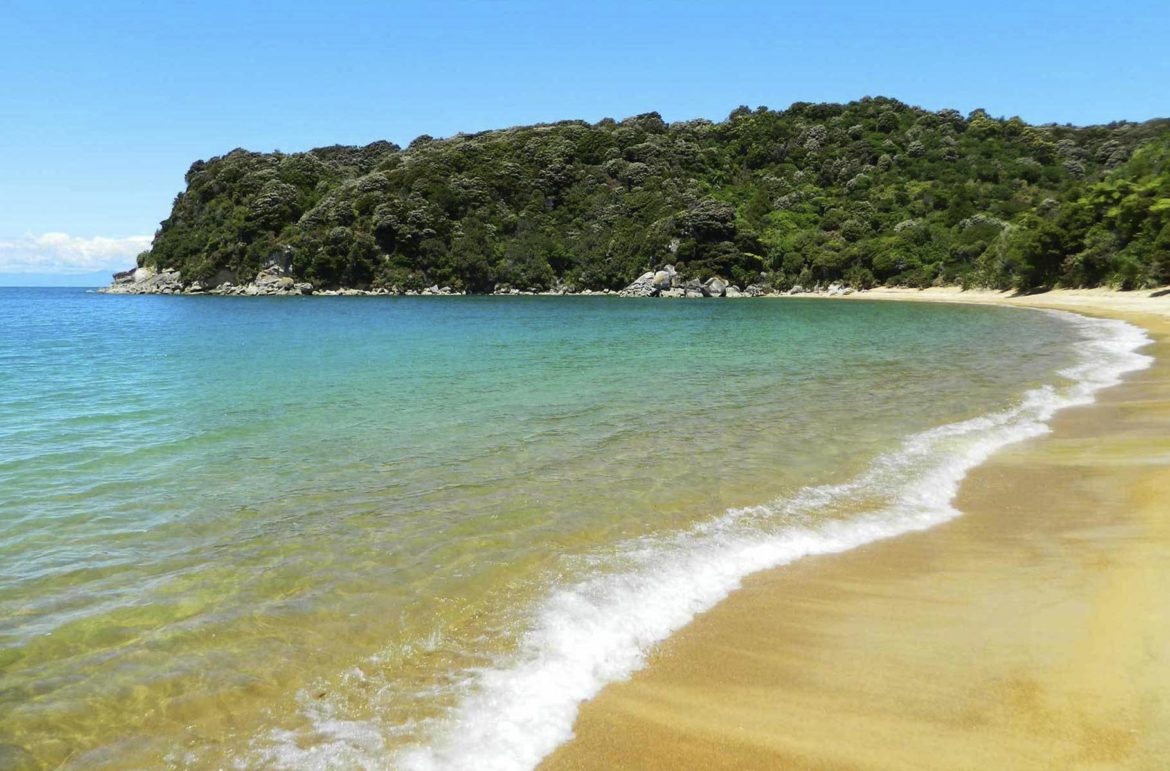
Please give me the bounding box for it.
[143,98,1170,291]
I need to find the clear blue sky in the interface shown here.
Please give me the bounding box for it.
[2,0,1168,284]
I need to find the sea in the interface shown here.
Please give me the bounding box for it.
[0,288,1151,770]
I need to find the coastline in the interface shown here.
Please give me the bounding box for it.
[541,288,1170,770]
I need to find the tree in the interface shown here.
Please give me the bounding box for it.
[137,99,1170,292]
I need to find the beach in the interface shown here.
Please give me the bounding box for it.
[1,289,1163,768]
[10,292,1102,768]
[542,288,1170,770]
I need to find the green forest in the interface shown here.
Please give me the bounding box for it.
[141,97,1170,292]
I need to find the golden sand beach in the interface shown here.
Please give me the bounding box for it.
[543,288,1170,771]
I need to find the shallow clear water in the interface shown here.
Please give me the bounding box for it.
[0,289,1145,769]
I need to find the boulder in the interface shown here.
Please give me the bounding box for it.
[651,270,672,290]
[619,271,658,297]
[703,277,727,297]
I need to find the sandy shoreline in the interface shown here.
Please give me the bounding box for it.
[542,287,1170,770]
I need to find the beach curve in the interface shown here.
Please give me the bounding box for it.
[540,287,1170,771]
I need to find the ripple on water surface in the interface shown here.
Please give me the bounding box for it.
[0,289,1148,769]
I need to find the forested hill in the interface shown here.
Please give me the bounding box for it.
[140,97,1170,293]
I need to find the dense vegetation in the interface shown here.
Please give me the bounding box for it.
[142,97,1170,292]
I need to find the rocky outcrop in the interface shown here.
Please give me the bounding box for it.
[207,280,314,296]
[102,267,184,294]
[102,261,861,299]
[101,264,312,296]
[616,267,796,299]
[618,265,735,297]
[618,271,658,297]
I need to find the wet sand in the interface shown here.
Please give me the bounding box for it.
[543,288,1170,770]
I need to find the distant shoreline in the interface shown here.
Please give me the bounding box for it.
[96,276,1170,311]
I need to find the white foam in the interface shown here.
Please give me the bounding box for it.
[266,311,1154,771]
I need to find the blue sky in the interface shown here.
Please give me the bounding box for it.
[2,0,1168,284]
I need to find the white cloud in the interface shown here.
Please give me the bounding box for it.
[0,232,152,274]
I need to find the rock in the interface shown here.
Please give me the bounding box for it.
[649,264,678,291]
[788,285,806,295]
[103,268,182,294]
[684,289,704,298]
[252,266,299,295]
[659,288,685,298]
[725,286,743,298]
[743,284,766,297]
[111,268,137,286]
[619,271,658,297]
[703,277,727,297]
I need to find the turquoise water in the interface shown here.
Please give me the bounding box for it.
[0,289,1145,769]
